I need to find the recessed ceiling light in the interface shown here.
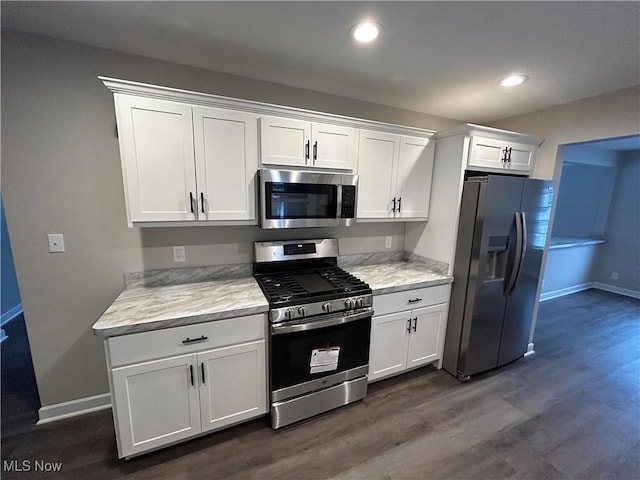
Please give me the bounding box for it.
[350,22,382,43]
[500,75,529,87]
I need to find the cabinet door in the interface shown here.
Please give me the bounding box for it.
[468,136,534,174]
[311,122,357,170]
[193,107,258,221]
[259,116,310,167]
[368,312,411,382]
[115,95,197,223]
[111,354,200,458]
[406,304,447,369]
[396,136,435,220]
[198,340,267,433]
[356,130,400,219]
[506,142,535,172]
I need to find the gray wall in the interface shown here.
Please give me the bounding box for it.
[1,29,458,407]
[552,146,618,238]
[592,151,640,292]
[541,245,600,296]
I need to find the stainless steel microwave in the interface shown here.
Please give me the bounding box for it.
[258,169,358,229]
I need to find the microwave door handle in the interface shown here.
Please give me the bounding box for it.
[271,309,372,335]
[336,185,343,219]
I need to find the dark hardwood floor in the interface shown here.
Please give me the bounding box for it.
[2,289,639,479]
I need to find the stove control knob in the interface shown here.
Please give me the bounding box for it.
[298,306,307,317]
[284,309,294,320]
[345,298,355,309]
[356,298,364,308]
[323,302,333,313]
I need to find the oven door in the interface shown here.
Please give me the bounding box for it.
[270,309,371,402]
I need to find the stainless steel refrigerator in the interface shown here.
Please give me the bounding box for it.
[443,175,554,381]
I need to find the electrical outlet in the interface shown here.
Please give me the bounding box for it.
[48,234,65,253]
[611,272,619,280]
[385,236,392,249]
[173,246,186,263]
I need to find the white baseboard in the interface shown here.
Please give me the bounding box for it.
[592,282,640,300]
[37,393,112,425]
[524,343,535,357]
[539,283,592,302]
[1,303,23,326]
[540,282,640,302]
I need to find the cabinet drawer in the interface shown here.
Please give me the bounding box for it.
[108,314,266,367]
[373,284,451,317]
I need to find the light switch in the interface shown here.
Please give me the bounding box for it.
[48,234,65,253]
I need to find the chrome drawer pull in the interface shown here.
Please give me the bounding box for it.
[182,335,208,344]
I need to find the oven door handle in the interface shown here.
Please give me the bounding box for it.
[271,309,372,335]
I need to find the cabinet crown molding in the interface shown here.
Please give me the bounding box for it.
[433,123,541,146]
[99,76,435,138]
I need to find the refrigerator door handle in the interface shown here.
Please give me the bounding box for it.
[507,212,527,296]
[505,212,523,295]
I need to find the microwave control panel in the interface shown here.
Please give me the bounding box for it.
[341,186,356,219]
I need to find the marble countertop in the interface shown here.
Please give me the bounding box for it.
[93,276,268,338]
[348,261,453,295]
[93,258,452,338]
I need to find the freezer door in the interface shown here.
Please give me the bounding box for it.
[499,179,554,365]
[457,176,525,376]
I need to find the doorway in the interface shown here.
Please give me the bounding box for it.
[541,135,640,300]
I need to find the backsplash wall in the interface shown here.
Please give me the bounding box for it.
[138,223,406,272]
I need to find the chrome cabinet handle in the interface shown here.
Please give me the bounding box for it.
[189,192,195,213]
[406,318,412,334]
[189,365,194,386]
[305,140,310,161]
[408,298,422,304]
[182,335,208,345]
[200,192,205,213]
[313,141,318,161]
[413,317,417,332]
[392,197,397,213]
[201,363,206,385]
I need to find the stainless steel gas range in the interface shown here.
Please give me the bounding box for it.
[253,238,373,429]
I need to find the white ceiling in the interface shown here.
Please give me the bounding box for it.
[2,1,639,123]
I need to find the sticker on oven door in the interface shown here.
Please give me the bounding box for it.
[310,347,340,374]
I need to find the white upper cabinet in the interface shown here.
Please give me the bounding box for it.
[102,77,438,227]
[260,116,357,170]
[310,122,358,170]
[356,130,399,218]
[396,136,435,219]
[468,135,535,174]
[116,96,197,223]
[259,117,310,167]
[357,130,434,221]
[114,94,258,225]
[193,107,258,221]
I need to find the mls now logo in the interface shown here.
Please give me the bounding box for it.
[3,459,63,472]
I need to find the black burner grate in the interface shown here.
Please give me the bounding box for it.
[255,267,369,304]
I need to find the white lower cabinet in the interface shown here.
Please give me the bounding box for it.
[107,316,267,458]
[198,341,266,433]
[368,285,450,382]
[111,354,202,457]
